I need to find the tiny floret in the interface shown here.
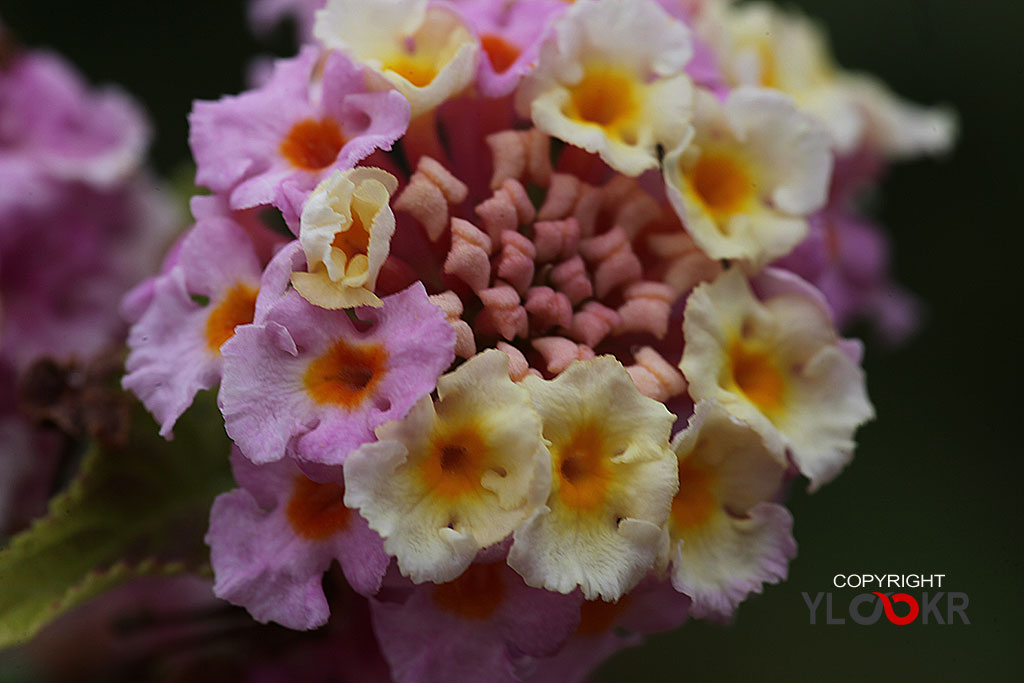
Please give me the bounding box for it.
[291,167,399,309]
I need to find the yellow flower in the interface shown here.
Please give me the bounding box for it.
[516,0,693,176]
[291,167,398,309]
[680,268,874,489]
[508,356,677,600]
[315,0,478,117]
[663,87,831,269]
[666,400,795,617]
[343,350,551,583]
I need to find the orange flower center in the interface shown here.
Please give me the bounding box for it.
[556,425,610,511]
[331,207,370,261]
[285,476,351,540]
[432,562,506,620]
[689,153,755,217]
[420,426,489,499]
[303,339,388,408]
[670,457,717,532]
[727,339,786,415]
[280,118,346,170]
[480,34,521,74]
[204,283,258,352]
[567,66,639,131]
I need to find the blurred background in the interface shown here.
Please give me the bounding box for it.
[0,0,1020,680]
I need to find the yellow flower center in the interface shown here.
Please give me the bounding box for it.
[689,152,756,219]
[555,425,611,511]
[420,425,490,499]
[303,339,388,408]
[726,339,786,415]
[204,283,258,352]
[670,457,717,532]
[385,56,438,88]
[755,42,779,89]
[566,65,640,134]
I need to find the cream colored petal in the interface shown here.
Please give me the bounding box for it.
[291,268,383,309]
[510,356,677,600]
[510,505,667,601]
[773,345,874,490]
[725,87,831,216]
[680,269,874,489]
[664,87,822,267]
[517,0,694,177]
[568,0,693,74]
[345,351,550,583]
[667,400,795,616]
[673,399,786,512]
[316,0,476,117]
[839,73,958,160]
[344,406,479,583]
[380,9,478,118]
[296,168,397,309]
[314,0,427,61]
[670,503,795,618]
[300,171,357,280]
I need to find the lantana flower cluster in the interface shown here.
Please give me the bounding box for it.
[123,0,954,680]
[0,22,176,533]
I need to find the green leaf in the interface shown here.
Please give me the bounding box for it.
[0,391,233,648]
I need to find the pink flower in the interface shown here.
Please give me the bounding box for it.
[206,448,388,629]
[773,210,921,345]
[219,282,455,466]
[370,554,582,683]
[0,50,149,211]
[517,577,690,683]
[1,178,177,372]
[122,215,264,438]
[189,46,410,225]
[0,44,174,372]
[458,0,567,98]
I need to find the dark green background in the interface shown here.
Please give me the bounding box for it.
[1,0,1020,680]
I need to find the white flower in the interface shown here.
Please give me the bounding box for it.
[315,0,478,117]
[680,268,874,489]
[698,1,955,157]
[516,0,694,176]
[666,400,796,617]
[344,350,551,583]
[508,356,677,601]
[663,87,831,268]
